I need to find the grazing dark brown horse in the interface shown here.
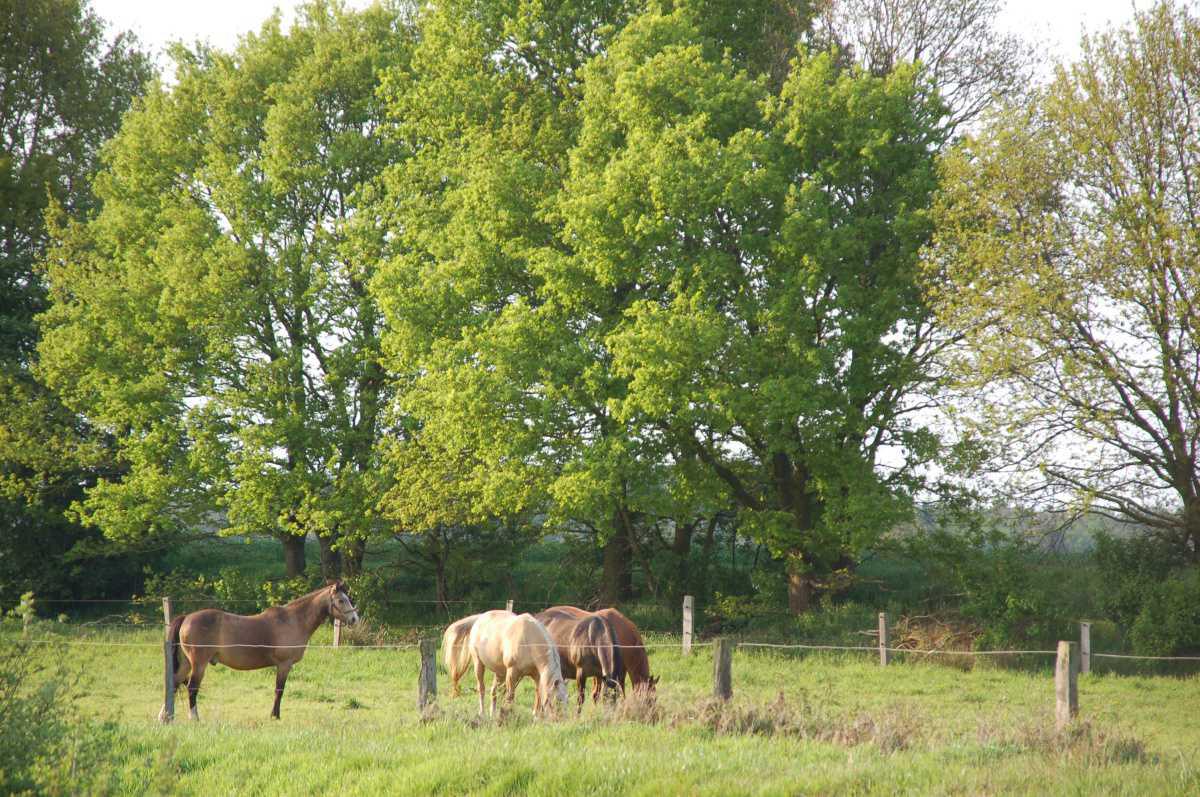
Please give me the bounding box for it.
[535,606,625,708]
[594,608,658,698]
[158,581,359,721]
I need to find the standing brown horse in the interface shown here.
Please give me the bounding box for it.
[535,606,625,708]
[158,581,359,721]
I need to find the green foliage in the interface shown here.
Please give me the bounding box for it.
[0,640,126,795]
[1093,533,1180,629]
[585,10,947,597]
[142,567,323,613]
[1128,572,1200,656]
[370,0,949,608]
[37,1,411,573]
[0,0,155,608]
[0,0,152,363]
[1096,533,1200,655]
[895,525,1080,648]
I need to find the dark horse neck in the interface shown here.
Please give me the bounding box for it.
[286,587,331,639]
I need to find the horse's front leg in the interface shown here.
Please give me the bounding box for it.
[577,676,587,712]
[272,661,293,719]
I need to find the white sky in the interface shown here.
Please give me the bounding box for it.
[93,0,1156,67]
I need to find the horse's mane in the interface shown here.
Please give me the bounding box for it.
[283,582,342,608]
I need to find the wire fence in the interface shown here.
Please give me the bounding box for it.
[13,632,1200,664]
[11,597,1200,666]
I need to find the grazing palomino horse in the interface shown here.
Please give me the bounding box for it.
[535,606,625,708]
[594,608,658,698]
[158,581,359,721]
[441,612,481,697]
[467,610,568,717]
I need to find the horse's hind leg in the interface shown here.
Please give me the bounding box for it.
[577,676,587,712]
[474,659,487,717]
[186,657,208,721]
[272,661,293,720]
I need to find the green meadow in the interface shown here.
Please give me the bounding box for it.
[6,623,1199,796]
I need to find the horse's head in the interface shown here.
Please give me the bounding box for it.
[538,669,569,716]
[551,675,569,711]
[328,580,359,627]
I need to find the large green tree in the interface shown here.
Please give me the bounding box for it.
[567,9,948,612]
[371,0,948,611]
[38,1,408,578]
[0,0,153,602]
[370,0,817,604]
[930,0,1200,561]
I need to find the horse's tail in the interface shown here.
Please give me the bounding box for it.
[601,616,625,695]
[157,613,186,723]
[442,617,475,696]
[167,614,185,681]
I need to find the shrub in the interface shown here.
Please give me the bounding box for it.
[0,641,123,794]
[1093,532,1180,628]
[1094,533,1200,655]
[1128,571,1200,656]
[897,526,1078,648]
[140,567,322,613]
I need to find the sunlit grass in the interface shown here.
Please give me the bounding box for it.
[5,621,1199,795]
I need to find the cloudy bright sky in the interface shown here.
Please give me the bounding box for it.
[92,0,1155,67]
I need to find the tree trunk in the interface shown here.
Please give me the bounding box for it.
[343,537,367,577]
[697,515,720,598]
[317,533,342,580]
[282,533,307,578]
[600,510,633,605]
[787,567,815,614]
[673,519,695,599]
[434,553,448,612]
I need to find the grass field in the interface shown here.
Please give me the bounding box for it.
[6,620,1199,796]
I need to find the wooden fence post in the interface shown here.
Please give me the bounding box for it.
[878,612,890,666]
[1055,640,1079,730]
[713,638,733,700]
[332,618,342,647]
[1079,622,1091,674]
[161,597,174,723]
[418,637,438,711]
[682,595,694,655]
[506,599,514,613]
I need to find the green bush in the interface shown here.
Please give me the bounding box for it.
[1093,532,1180,628]
[0,641,123,794]
[1093,532,1200,655]
[897,526,1078,648]
[1128,570,1200,656]
[141,567,322,613]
